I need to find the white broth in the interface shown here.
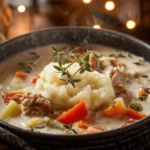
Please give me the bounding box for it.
[0,44,150,134]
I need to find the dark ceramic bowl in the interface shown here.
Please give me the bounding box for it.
[0,27,150,150]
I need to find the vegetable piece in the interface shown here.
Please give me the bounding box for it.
[101,97,126,117]
[116,62,122,67]
[78,127,104,134]
[77,118,95,129]
[138,88,148,97]
[47,118,65,130]
[130,103,143,111]
[56,102,88,125]
[26,118,44,128]
[121,119,136,127]
[31,75,40,84]
[77,120,88,129]
[15,72,27,80]
[4,92,24,103]
[125,108,146,120]
[0,101,22,119]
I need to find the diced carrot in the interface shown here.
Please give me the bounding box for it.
[78,129,87,134]
[116,62,122,67]
[78,127,104,134]
[125,108,147,120]
[138,88,147,97]
[56,102,88,125]
[101,98,126,117]
[15,72,27,80]
[32,75,40,84]
[121,119,136,127]
[77,120,88,129]
[4,92,24,103]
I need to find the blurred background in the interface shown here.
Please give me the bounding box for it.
[0,0,150,43]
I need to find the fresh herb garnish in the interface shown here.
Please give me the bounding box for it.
[52,47,94,88]
[63,123,77,134]
[130,103,143,111]
[133,59,144,66]
[141,75,148,78]
[127,52,132,58]
[109,52,126,58]
[60,71,81,88]
[139,95,147,101]
[18,62,32,73]
[116,52,126,58]
[144,88,150,94]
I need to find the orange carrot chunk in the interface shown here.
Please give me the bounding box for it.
[56,102,88,125]
[116,62,122,67]
[4,92,24,103]
[77,120,88,129]
[125,108,147,120]
[101,98,126,117]
[138,88,147,97]
[15,72,27,80]
[32,75,40,84]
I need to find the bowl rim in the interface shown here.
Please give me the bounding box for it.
[0,26,150,140]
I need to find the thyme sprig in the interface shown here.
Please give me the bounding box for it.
[52,47,96,88]
[63,123,77,134]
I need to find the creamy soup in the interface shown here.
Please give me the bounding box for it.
[0,44,150,135]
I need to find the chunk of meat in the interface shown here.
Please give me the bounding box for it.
[110,68,130,87]
[99,56,117,67]
[89,53,99,71]
[21,93,51,116]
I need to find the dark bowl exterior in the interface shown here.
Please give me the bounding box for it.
[0,27,150,150]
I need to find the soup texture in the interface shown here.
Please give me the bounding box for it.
[0,44,150,135]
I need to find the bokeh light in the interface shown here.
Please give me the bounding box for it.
[105,1,115,11]
[126,20,136,29]
[93,24,101,29]
[17,5,26,13]
[83,0,91,4]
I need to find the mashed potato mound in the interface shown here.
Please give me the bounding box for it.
[34,62,115,110]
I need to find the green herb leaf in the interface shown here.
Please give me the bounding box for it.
[109,54,116,57]
[18,62,32,73]
[72,79,81,82]
[139,95,147,101]
[144,88,150,94]
[63,123,77,134]
[53,65,61,71]
[133,59,144,66]
[127,52,132,58]
[117,53,126,58]
[84,54,89,61]
[130,103,143,111]
[141,75,148,78]
[51,46,58,58]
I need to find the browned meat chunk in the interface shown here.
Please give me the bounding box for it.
[21,93,51,116]
[89,53,99,71]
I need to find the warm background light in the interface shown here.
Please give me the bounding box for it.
[17,5,26,13]
[126,20,136,29]
[83,0,91,4]
[105,1,115,11]
[93,24,101,29]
